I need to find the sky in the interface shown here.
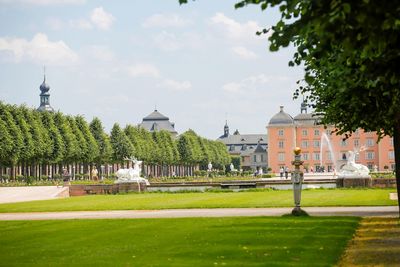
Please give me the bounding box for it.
[0,0,305,139]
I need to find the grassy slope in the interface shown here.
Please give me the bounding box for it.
[0,217,360,266]
[0,188,396,213]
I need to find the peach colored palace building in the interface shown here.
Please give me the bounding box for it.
[267,103,395,173]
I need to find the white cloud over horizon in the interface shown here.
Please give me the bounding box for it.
[90,7,115,30]
[222,74,288,94]
[142,13,191,28]
[232,46,257,59]
[0,33,79,66]
[127,63,160,78]
[209,12,265,42]
[158,79,192,92]
[0,0,85,5]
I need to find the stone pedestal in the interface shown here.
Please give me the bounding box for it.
[336,176,372,188]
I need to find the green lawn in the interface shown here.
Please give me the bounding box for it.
[0,217,360,266]
[0,188,396,213]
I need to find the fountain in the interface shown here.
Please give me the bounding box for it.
[320,132,339,172]
[115,157,150,192]
[319,132,371,187]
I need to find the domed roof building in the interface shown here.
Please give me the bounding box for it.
[37,74,54,112]
[138,109,178,137]
[268,106,294,125]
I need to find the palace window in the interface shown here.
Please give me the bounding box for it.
[366,138,374,147]
[302,153,309,160]
[313,140,320,148]
[365,152,375,160]
[253,155,257,162]
[278,129,284,136]
[314,129,320,136]
[302,129,308,136]
[389,151,395,160]
[278,141,284,149]
[278,153,285,162]
[390,138,394,146]
[301,140,309,148]
[340,139,348,147]
[313,152,320,161]
[354,139,359,147]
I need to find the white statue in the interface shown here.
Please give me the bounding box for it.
[207,162,212,172]
[230,163,236,172]
[115,157,150,186]
[338,148,370,177]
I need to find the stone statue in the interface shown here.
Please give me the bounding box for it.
[207,162,212,172]
[338,149,370,177]
[230,163,236,172]
[115,157,150,185]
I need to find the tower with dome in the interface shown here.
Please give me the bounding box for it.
[37,72,54,112]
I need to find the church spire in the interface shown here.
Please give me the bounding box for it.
[224,120,229,137]
[37,69,54,112]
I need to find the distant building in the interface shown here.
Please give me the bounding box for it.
[37,74,54,112]
[217,121,268,171]
[138,109,178,137]
[267,103,395,173]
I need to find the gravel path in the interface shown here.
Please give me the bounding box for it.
[0,206,397,220]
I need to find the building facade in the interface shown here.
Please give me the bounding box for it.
[267,104,395,173]
[217,122,268,171]
[138,109,178,137]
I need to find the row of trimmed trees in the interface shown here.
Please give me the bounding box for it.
[0,102,230,180]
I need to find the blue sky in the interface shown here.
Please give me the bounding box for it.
[0,0,304,139]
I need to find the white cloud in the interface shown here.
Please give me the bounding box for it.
[128,63,160,78]
[232,46,257,59]
[0,33,78,66]
[46,17,64,30]
[0,0,85,5]
[86,45,115,62]
[151,31,205,52]
[222,82,243,93]
[210,12,267,41]
[152,31,183,51]
[142,14,191,28]
[90,7,115,30]
[158,79,192,91]
[69,18,92,30]
[222,74,276,94]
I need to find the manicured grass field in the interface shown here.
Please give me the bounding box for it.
[0,188,396,213]
[0,217,360,266]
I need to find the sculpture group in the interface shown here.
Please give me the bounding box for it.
[115,157,150,185]
[338,148,370,178]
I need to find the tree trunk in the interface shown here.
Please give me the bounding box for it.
[393,123,400,217]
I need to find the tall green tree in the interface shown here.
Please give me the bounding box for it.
[124,125,143,159]
[90,117,113,165]
[54,112,79,164]
[66,116,87,164]
[75,116,99,164]
[11,106,35,166]
[0,103,24,176]
[110,123,134,163]
[21,107,48,165]
[0,116,13,168]
[40,111,65,164]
